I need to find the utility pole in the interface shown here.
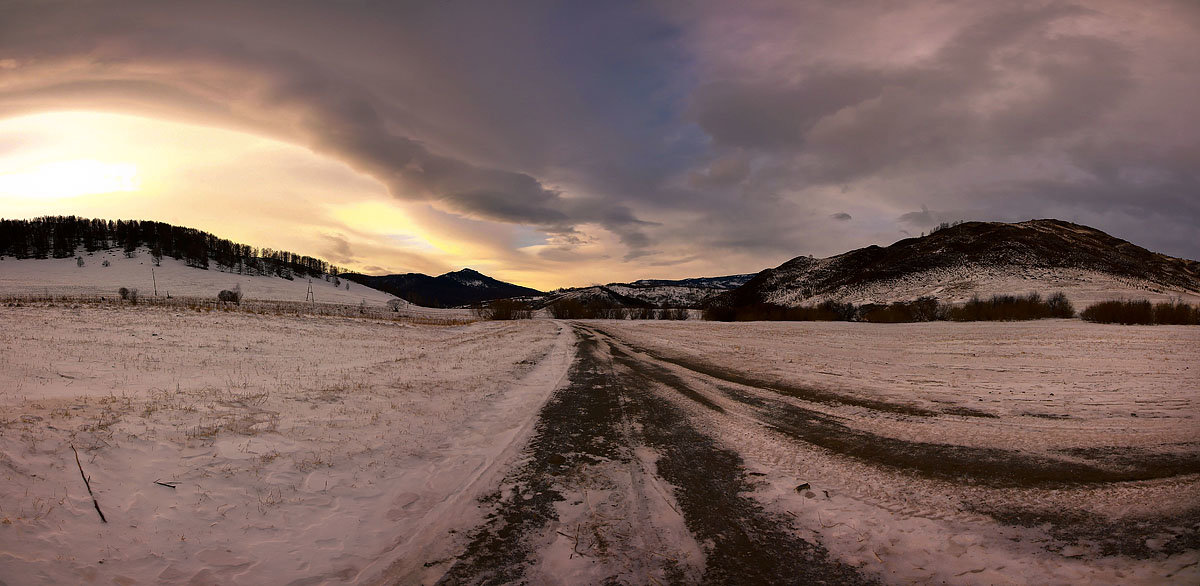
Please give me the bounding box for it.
[152,268,158,296]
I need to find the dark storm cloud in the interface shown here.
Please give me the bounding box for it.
[689,71,889,151]
[0,0,659,250]
[1,0,1197,277]
[670,0,1200,261]
[689,4,1134,183]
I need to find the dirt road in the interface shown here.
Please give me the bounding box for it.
[426,323,1199,585]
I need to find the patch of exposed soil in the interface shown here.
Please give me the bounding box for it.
[980,506,1200,559]
[437,331,626,585]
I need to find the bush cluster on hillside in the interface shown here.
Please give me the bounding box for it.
[947,292,1074,321]
[1080,300,1199,325]
[702,301,855,322]
[862,297,942,323]
[118,286,138,305]
[546,298,688,320]
[704,293,1076,323]
[473,299,534,320]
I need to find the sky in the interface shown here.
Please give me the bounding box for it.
[1,0,1198,290]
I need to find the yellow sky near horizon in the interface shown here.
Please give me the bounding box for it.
[0,110,603,290]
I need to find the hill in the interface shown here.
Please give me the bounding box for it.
[0,246,399,305]
[0,216,400,305]
[536,274,755,310]
[713,219,1200,309]
[342,268,542,308]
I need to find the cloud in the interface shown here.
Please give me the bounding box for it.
[898,206,938,228]
[689,4,1135,185]
[688,153,751,188]
[0,0,1197,283]
[0,2,655,252]
[318,233,356,265]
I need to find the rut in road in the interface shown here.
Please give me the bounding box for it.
[588,325,1200,488]
[589,325,1200,561]
[436,325,871,585]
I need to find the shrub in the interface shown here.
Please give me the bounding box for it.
[474,299,533,320]
[1080,300,1153,324]
[947,292,1068,321]
[1154,302,1199,325]
[703,302,847,322]
[1047,292,1075,318]
[217,285,242,306]
[706,292,1073,323]
[597,305,628,320]
[628,307,655,320]
[545,298,630,319]
[1081,299,1197,325]
[862,297,940,323]
[547,298,587,319]
[118,287,130,300]
[701,305,736,321]
[664,307,690,320]
[127,288,138,305]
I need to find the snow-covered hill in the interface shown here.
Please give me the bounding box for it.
[0,247,398,305]
[714,220,1200,308]
[537,274,755,309]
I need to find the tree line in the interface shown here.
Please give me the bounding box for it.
[0,216,343,279]
[703,293,1077,322]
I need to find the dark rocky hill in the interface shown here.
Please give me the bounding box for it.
[712,220,1200,308]
[342,268,541,307]
[537,274,756,309]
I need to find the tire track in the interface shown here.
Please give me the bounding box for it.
[437,325,873,585]
[588,325,985,418]
[435,330,627,585]
[588,325,1200,564]
[594,326,1200,488]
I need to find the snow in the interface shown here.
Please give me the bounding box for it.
[2,269,1197,584]
[594,319,1200,584]
[0,248,398,306]
[766,263,1200,308]
[0,305,571,584]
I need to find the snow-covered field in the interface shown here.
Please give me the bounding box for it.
[590,320,1200,583]
[1,301,1197,584]
[0,304,570,584]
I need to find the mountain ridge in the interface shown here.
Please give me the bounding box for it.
[712,219,1200,309]
[341,268,542,308]
[534,274,756,309]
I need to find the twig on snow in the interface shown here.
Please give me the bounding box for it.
[71,444,106,523]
